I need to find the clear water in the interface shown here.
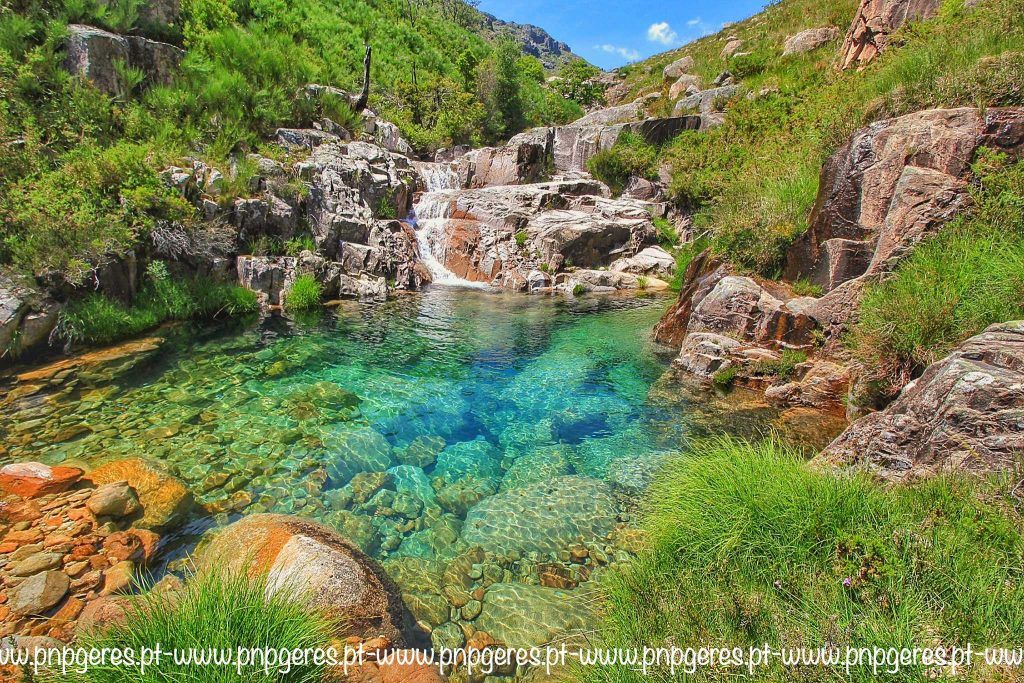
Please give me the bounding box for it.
[0,288,840,649]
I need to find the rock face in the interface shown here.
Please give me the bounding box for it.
[86,458,193,530]
[785,108,1024,330]
[764,360,851,411]
[653,249,728,348]
[553,115,701,174]
[783,26,840,55]
[0,272,59,362]
[64,25,183,95]
[816,322,1024,480]
[237,253,392,306]
[451,128,553,188]
[609,246,676,277]
[839,0,942,69]
[197,514,409,643]
[414,181,660,289]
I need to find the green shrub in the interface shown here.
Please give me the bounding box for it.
[636,276,649,290]
[572,283,586,296]
[54,570,331,683]
[514,230,528,248]
[284,273,323,311]
[791,277,823,297]
[284,235,317,256]
[652,217,678,248]
[750,348,807,380]
[55,264,258,346]
[586,437,1024,682]
[587,132,657,195]
[668,236,709,292]
[711,364,738,388]
[850,152,1024,398]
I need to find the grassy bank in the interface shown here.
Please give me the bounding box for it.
[618,0,1024,275]
[585,437,1024,682]
[54,261,258,347]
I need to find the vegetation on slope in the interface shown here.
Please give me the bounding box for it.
[586,437,1024,682]
[0,0,597,286]
[617,0,1024,275]
[850,150,1024,399]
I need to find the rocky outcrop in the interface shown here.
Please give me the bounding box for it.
[816,322,1024,480]
[839,0,942,69]
[669,74,702,100]
[783,26,840,55]
[197,514,410,642]
[671,85,741,128]
[0,463,82,499]
[764,360,851,411]
[414,181,661,289]
[237,253,390,306]
[553,115,701,174]
[452,128,553,188]
[297,141,417,259]
[653,249,728,348]
[609,245,676,278]
[785,107,1024,331]
[64,25,183,95]
[663,55,695,80]
[688,276,817,347]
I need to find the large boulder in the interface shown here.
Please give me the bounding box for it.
[64,25,183,95]
[783,26,840,55]
[688,276,817,347]
[815,322,1024,480]
[653,248,728,348]
[456,128,553,188]
[839,0,943,69]
[197,514,410,642]
[785,108,1024,328]
[663,55,695,80]
[610,245,676,277]
[86,458,193,530]
[1,271,60,361]
[764,360,851,411]
[0,462,83,499]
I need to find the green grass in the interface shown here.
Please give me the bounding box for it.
[586,131,658,195]
[668,236,710,292]
[586,437,1024,682]
[615,0,1024,276]
[849,151,1024,402]
[284,273,323,311]
[54,261,258,346]
[53,570,332,683]
[284,235,317,256]
[750,349,807,380]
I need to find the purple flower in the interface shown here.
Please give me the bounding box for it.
[842,577,852,587]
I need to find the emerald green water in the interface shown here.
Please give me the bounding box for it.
[0,288,838,649]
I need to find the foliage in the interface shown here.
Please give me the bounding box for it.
[54,570,331,683]
[791,277,823,297]
[586,437,1024,683]
[572,283,586,296]
[477,39,524,140]
[514,230,528,247]
[54,262,257,346]
[616,0,1024,275]
[711,365,738,389]
[552,59,604,108]
[284,235,317,256]
[586,132,657,195]
[750,348,807,380]
[652,217,678,248]
[284,273,323,311]
[850,151,1024,399]
[668,236,709,292]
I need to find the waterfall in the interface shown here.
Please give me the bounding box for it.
[409,189,489,289]
[415,162,460,193]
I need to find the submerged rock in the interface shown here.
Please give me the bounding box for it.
[475,583,598,648]
[197,514,409,642]
[324,427,395,487]
[86,458,193,530]
[816,322,1024,481]
[461,476,617,555]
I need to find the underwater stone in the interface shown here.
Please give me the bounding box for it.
[500,445,572,492]
[396,435,446,468]
[323,427,395,487]
[475,583,598,648]
[461,476,618,556]
[431,622,465,650]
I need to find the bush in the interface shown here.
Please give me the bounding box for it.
[54,570,331,683]
[586,132,658,195]
[572,283,586,296]
[284,235,317,256]
[514,230,528,247]
[850,152,1024,398]
[750,348,807,380]
[585,437,1024,682]
[55,263,258,346]
[284,273,323,311]
[652,217,678,248]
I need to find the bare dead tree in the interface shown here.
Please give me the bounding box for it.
[351,45,371,112]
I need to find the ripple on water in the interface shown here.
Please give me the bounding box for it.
[0,288,842,653]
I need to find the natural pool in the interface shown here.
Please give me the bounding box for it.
[0,287,841,650]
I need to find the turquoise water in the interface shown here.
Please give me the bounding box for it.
[0,288,837,648]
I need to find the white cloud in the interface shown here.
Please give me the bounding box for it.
[595,44,640,61]
[646,21,678,45]
[686,17,702,27]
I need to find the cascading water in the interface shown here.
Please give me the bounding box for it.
[410,163,489,289]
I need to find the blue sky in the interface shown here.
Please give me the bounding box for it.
[478,0,768,69]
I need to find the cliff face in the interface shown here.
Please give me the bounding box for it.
[479,12,589,70]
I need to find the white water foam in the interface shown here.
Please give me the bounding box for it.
[409,187,489,289]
